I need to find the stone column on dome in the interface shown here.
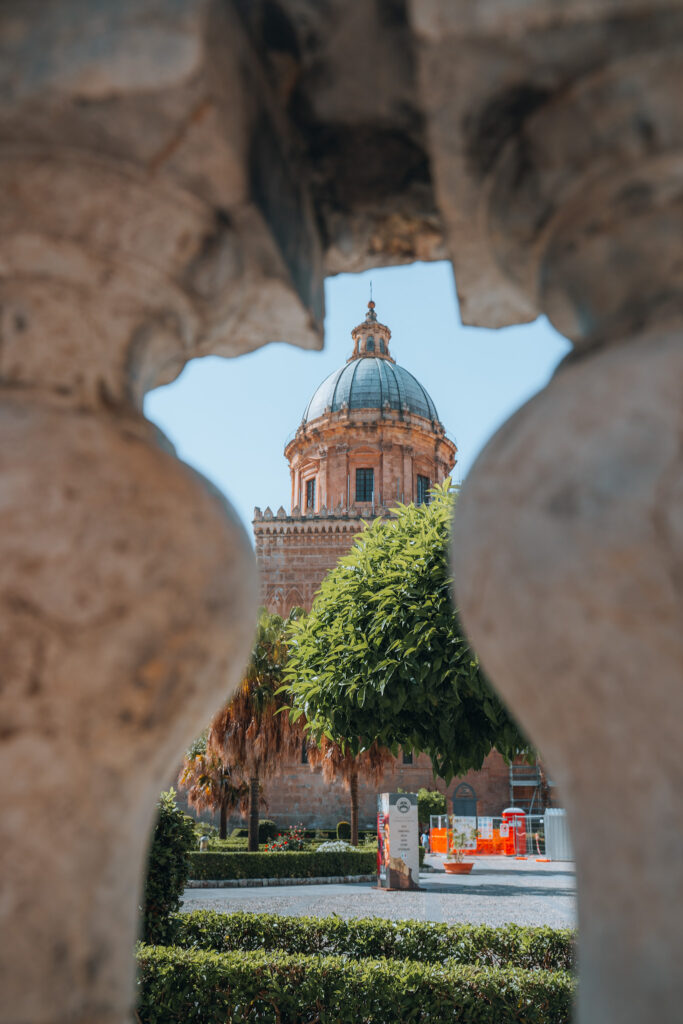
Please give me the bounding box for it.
[297,468,304,514]
[0,3,324,1022]
[345,446,351,509]
[318,445,329,510]
[402,446,414,503]
[378,446,385,508]
[414,7,683,1021]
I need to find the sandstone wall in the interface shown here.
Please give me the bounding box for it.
[191,750,513,831]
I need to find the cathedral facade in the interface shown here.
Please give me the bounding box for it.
[253,302,517,826]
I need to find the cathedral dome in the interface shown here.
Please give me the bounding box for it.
[301,301,440,425]
[302,357,439,423]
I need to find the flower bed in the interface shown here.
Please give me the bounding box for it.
[265,823,306,851]
[173,911,575,971]
[136,945,574,1024]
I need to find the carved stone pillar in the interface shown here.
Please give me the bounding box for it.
[413,12,683,1021]
[0,3,323,1021]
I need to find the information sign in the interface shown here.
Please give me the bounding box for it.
[478,817,493,841]
[377,792,420,889]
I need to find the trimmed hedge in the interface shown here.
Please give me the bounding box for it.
[188,849,377,879]
[136,945,574,1024]
[174,911,575,972]
[230,820,277,842]
[189,847,423,879]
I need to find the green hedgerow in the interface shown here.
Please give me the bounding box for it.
[173,911,576,972]
[136,945,575,1024]
[187,848,377,880]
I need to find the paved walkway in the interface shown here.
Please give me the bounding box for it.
[182,856,576,928]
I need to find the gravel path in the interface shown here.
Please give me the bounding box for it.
[181,856,576,928]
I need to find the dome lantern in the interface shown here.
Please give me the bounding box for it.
[349,300,393,361]
[301,301,441,426]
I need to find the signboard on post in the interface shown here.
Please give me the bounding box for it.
[377,792,420,889]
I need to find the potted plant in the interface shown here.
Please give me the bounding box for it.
[444,824,477,874]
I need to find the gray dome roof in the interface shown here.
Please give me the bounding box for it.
[302,357,440,424]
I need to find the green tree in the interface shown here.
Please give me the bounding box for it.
[417,787,447,827]
[285,480,529,781]
[209,609,301,851]
[141,789,196,944]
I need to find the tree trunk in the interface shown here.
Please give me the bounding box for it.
[248,775,260,851]
[350,766,359,846]
[219,801,228,840]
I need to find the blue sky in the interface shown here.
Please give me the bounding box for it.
[145,261,570,540]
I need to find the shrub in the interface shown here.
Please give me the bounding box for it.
[140,789,196,945]
[206,837,248,851]
[258,819,278,842]
[136,945,574,1024]
[417,787,447,825]
[317,839,355,852]
[193,821,218,840]
[187,849,376,880]
[337,820,351,840]
[230,820,278,842]
[173,911,576,972]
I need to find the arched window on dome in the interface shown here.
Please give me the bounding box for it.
[379,338,385,353]
[366,334,375,353]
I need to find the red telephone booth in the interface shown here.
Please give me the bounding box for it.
[501,807,526,856]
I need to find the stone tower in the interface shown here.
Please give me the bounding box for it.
[254,301,457,614]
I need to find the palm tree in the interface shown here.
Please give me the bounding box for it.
[177,748,249,839]
[208,609,302,851]
[306,736,392,845]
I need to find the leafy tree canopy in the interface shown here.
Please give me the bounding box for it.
[285,480,529,781]
[417,787,447,825]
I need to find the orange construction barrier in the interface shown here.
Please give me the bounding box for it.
[430,826,509,856]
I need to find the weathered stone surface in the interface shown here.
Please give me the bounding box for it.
[2,2,683,1023]
[0,0,326,413]
[454,332,683,1023]
[0,394,257,1022]
[410,0,683,330]
[232,749,514,831]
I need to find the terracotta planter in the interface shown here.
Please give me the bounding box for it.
[444,860,474,874]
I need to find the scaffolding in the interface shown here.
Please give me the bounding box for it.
[508,761,545,814]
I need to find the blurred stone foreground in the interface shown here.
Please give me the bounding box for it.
[0,3,681,1022]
